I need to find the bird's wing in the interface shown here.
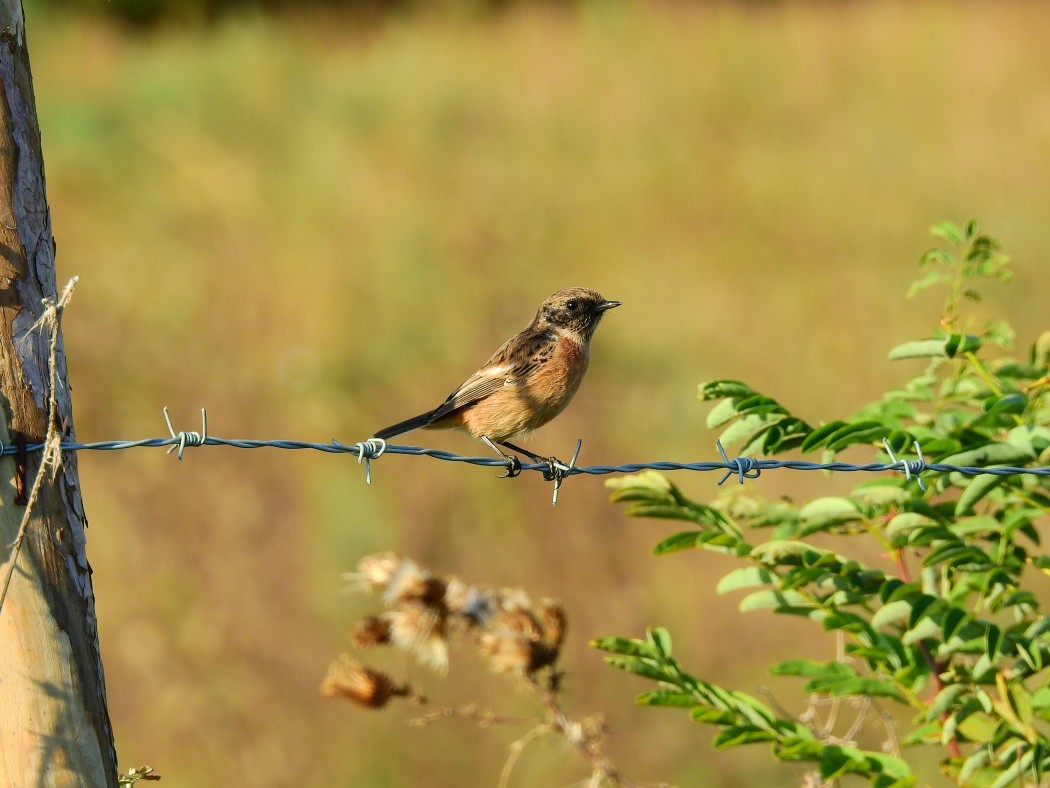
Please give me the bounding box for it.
[427,329,556,421]
[427,367,514,421]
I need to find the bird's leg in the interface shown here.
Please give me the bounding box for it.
[498,440,564,482]
[481,435,522,478]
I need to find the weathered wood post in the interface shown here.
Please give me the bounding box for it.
[0,2,118,785]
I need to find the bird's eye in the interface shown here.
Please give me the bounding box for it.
[566,300,579,311]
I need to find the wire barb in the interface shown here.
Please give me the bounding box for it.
[548,439,583,507]
[163,407,208,460]
[716,440,761,485]
[882,438,928,492]
[352,438,387,485]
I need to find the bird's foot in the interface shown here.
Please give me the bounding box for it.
[482,435,524,479]
[499,454,523,479]
[541,456,569,482]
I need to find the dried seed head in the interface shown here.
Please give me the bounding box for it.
[445,578,493,626]
[495,588,533,614]
[478,630,535,676]
[350,553,402,593]
[320,655,402,709]
[492,607,543,641]
[387,564,446,608]
[352,615,392,648]
[386,604,449,672]
[539,599,567,650]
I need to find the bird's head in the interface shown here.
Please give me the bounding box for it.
[536,287,621,340]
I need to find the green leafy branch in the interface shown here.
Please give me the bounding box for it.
[597,222,1050,787]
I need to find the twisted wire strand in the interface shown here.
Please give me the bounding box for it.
[2,435,1048,480]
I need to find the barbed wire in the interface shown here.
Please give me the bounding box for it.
[4,407,1050,506]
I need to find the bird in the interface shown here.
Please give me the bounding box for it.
[374,287,621,475]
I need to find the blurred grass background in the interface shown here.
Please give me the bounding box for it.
[21,0,1050,784]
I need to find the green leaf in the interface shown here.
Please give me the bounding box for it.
[705,396,741,429]
[902,617,940,645]
[735,394,788,417]
[699,380,758,401]
[886,512,937,538]
[637,689,695,707]
[690,705,737,724]
[865,752,915,782]
[775,736,824,761]
[956,748,993,786]
[819,745,869,780]
[955,474,1004,515]
[750,540,833,565]
[901,722,940,746]
[1006,424,1050,456]
[951,515,998,537]
[983,391,1027,417]
[762,418,812,453]
[871,600,912,629]
[928,684,969,720]
[939,442,1034,468]
[590,636,659,658]
[651,531,702,555]
[606,470,672,498]
[984,624,1004,660]
[800,421,847,453]
[769,658,853,678]
[907,594,939,629]
[930,220,966,245]
[826,420,890,452]
[955,711,998,743]
[827,677,904,702]
[990,745,1036,788]
[718,413,775,449]
[851,480,912,507]
[943,333,982,358]
[908,267,951,298]
[716,566,777,595]
[888,339,951,360]
[713,726,776,748]
[738,589,815,613]
[941,608,969,642]
[648,627,673,658]
[603,655,671,682]
[798,497,864,533]
[923,543,991,569]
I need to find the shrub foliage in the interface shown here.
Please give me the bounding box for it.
[595,222,1050,787]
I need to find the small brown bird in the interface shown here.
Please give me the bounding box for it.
[374,287,620,472]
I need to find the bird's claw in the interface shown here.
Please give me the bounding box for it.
[542,456,566,482]
[499,455,522,479]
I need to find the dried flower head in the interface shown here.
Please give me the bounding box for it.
[386,604,449,672]
[344,554,566,679]
[444,577,493,625]
[539,599,567,650]
[385,561,446,608]
[352,615,392,648]
[473,596,564,676]
[320,655,405,709]
[349,552,401,593]
[477,630,536,676]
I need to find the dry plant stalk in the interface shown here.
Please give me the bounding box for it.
[322,553,655,788]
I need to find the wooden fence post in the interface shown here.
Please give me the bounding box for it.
[0,2,118,785]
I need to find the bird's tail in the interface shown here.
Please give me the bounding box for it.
[373,410,437,441]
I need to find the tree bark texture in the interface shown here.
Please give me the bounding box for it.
[0,4,117,786]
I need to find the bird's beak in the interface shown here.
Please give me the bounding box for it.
[596,300,622,312]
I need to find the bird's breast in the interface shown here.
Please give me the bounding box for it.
[521,336,590,421]
[458,335,592,441]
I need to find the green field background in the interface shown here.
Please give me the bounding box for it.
[24,1,1050,785]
